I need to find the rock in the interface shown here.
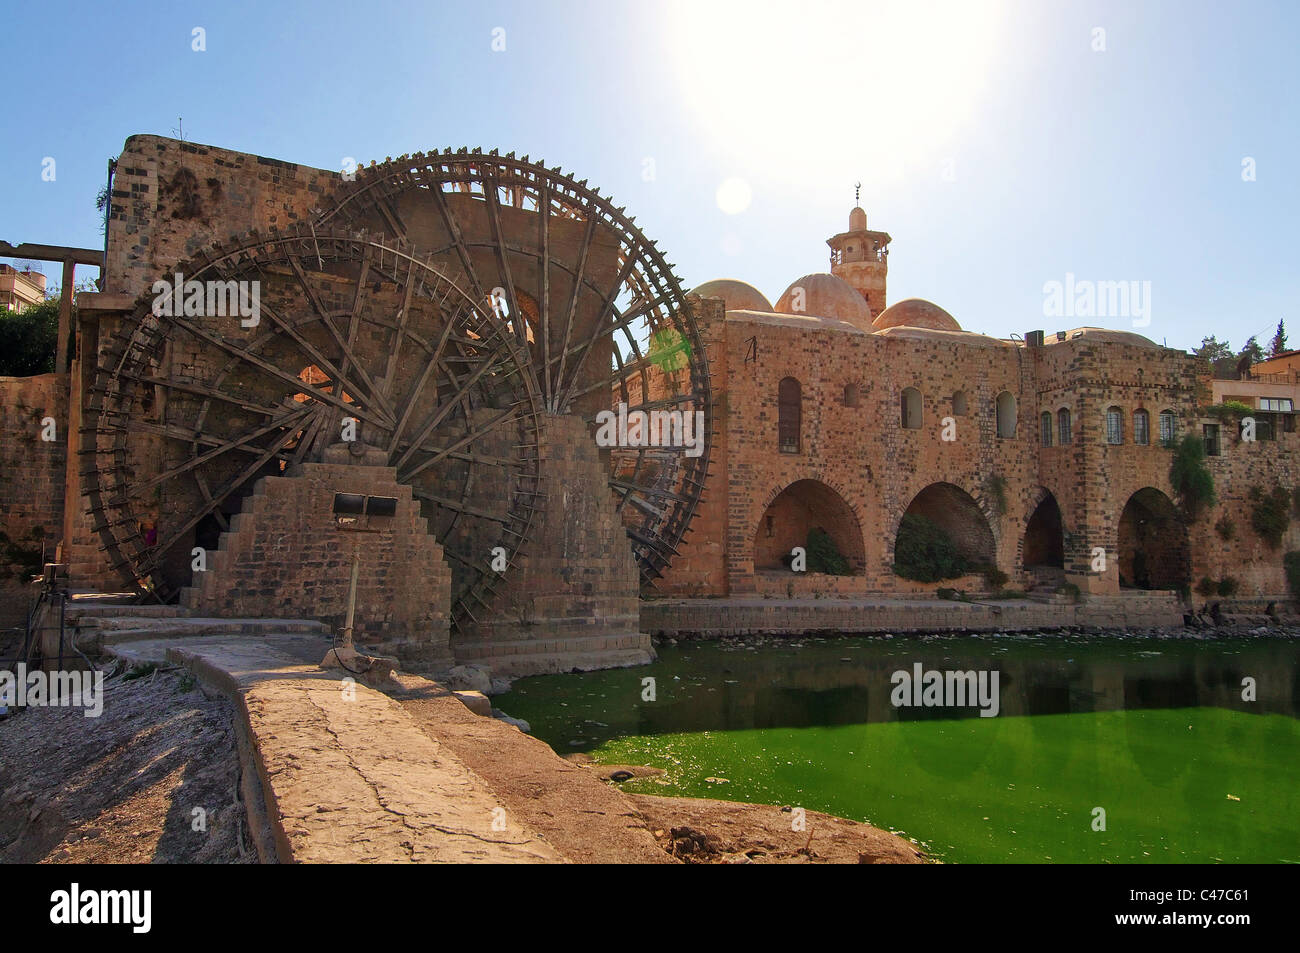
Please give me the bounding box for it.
[490,709,531,732]
[444,665,492,694]
[487,676,513,696]
[452,690,491,716]
[609,770,634,782]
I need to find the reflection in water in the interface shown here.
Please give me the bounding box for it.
[505,636,1300,749]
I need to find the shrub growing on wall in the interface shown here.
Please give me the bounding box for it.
[893,513,971,582]
[1169,434,1215,521]
[1248,485,1291,549]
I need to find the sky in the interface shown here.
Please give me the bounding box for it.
[1,0,1297,352]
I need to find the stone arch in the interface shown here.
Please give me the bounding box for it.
[753,479,866,574]
[1118,487,1190,590]
[893,482,997,571]
[996,391,1017,438]
[1023,488,1065,570]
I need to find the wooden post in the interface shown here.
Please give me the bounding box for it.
[57,257,74,374]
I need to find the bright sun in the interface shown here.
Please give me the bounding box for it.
[667,0,1008,191]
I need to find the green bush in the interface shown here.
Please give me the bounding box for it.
[1249,485,1291,548]
[936,587,958,601]
[1217,576,1239,597]
[1214,515,1235,541]
[806,527,851,575]
[1169,434,1216,520]
[1205,401,1253,420]
[982,566,1009,589]
[893,513,972,582]
[1055,582,1081,604]
[1195,576,1216,597]
[0,298,60,376]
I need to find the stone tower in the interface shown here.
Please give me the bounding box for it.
[827,200,891,319]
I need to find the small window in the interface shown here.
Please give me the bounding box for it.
[1158,410,1176,444]
[1057,408,1072,444]
[1203,423,1220,457]
[778,377,801,453]
[952,390,968,416]
[843,382,860,408]
[996,391,1017,438]
[1106,407,1123,445]
[1133,409,1150,446]
[901,387,923,430]
[1260,398,1293,412]
[1040,411,1052,447]
[1285,414,1296,434]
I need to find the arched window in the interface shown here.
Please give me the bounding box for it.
[996,391,1017,438]
[1106,406,1124,445]
[1133,409,1150,445]
[952,390,968,415]
[1159,409,1176,445]
[1040,411,1053,447]
[843,382,860,408]
[1057,407,1072,444]
[901,387,923,430]
[778,377,801,453]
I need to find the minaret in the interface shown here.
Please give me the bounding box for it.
[827,184,891,319]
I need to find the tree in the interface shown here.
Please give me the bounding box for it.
[1270,319,1289,357]
[1238,336,1265,364]
[0,298,59,376]
[1193,335,1233,364]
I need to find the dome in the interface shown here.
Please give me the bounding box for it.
[872,298,962,332]
[773,273,873,328]
[690,278,773,314]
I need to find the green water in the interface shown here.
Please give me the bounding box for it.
[498,634,1300,863]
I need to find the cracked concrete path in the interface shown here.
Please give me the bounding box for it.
[111,635,561,864]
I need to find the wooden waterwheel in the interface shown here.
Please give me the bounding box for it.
[315,149,713,585]
[83,228,542,630]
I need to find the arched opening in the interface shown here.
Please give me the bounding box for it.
[893,482,996,581]
[1057,407,1072,444]
[778,377,801,453]
[1158,409,1177,445]
[754,479,865,574]
[901,387,922,429]
[996,391,1016,438]
[1118,487,1190,590]
[952,390,968,415]
[1023,492,1064,569]
[843,382,860,408]
[1039,411,1052,447]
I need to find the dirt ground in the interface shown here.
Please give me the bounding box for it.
[0,664,250,864]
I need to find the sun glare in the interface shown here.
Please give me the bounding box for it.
[668,0,1008,190]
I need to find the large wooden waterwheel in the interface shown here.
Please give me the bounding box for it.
[84,229,542,630]
[315,149,713,585]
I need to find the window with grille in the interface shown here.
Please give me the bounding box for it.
[1159,410,1176,444]
[1106,407,1123,444]
[1040,411,1052,447]
[1133,409,1150,445]
[1057,408,1072,444]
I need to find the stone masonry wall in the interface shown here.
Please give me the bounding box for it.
[0,374,67,627]
[183,461,452,668]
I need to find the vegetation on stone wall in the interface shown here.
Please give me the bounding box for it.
[1169,434,1216,521]
[983,475,1007,517]
[1195,575,1240,598]
[893,514,973,582]
[805,528,851,575]
[1214,515,1236,541]
[1204,401,1253,421]
[1248,485,1291,549]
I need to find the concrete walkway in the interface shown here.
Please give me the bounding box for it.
[108,634,561,864]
